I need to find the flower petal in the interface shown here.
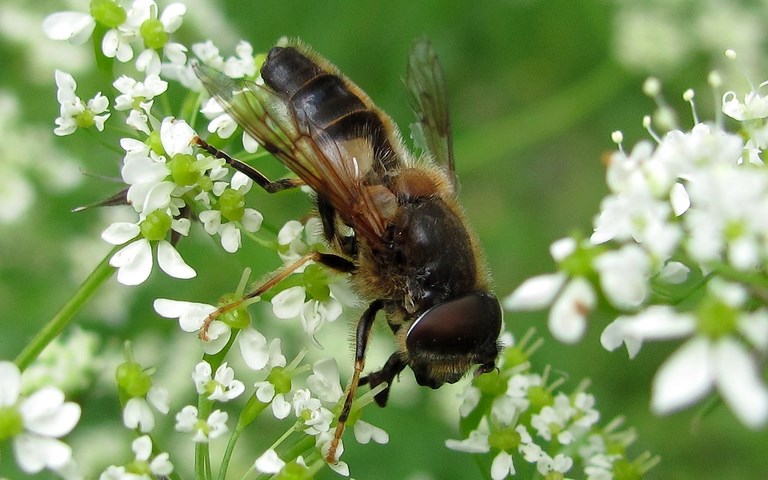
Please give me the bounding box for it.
[503,273,565,311]
[271,286,306,319]
[13,434,72,473]
[0,361,21,406]
[239,328,269,371]
[156,240,196,279]
[254,448,285,474]
[715,338,768,428]
[101,222,140,245]
[110,239,153,285]
[651,337,713,415]
[20,387,80,437]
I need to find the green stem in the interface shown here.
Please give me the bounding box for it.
[218,426,243,480]
[454,61,627,173]
[196,396,214,480]
[14,247,117,371]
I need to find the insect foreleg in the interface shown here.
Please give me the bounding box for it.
[194,136,305,193]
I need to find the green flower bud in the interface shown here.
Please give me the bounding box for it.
[219,188,245,222]
[169,153,200,186]
[268,366,292,395]
[116,361,152,397]
[140,19,168,50]
[90,0,126,28]
[139,210,172,241]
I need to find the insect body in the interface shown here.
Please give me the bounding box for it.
[194,38,502,462]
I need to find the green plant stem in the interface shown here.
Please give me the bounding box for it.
[14,247,117,371]
[218,425,243,480]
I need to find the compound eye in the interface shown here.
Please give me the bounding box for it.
[406,291,502,356]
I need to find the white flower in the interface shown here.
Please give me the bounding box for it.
[100,435,173,479]
[271,285,344,342]
[174,405,228,442]
[0,362,80,474]
[277,218,324,264]
[200,172,264,253]
[722,83,768,120]
[353,420,389,445]
[153,299,231,354]
[113,74,168,111]
[652,336,768,428]
[292,389,333,435]
[306,358,344,404]
[192,361,244,402]
[53,70,110,136]
[102,222,196,286]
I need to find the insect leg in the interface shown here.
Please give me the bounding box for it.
[194,136,305,193]
[359,352,407,407]
[326,299,384,463]
[198,250,354,340]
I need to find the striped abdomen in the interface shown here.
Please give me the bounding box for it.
[260,46,401,174]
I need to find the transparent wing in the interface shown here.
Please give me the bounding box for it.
[406,38,456,187]
[193,62,392,246]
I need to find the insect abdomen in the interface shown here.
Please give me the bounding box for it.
[261,46,399,172]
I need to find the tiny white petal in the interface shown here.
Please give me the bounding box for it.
[239,329,269,370]
[241,209,264,232]
[670,182,690,216]
[548,278,595,343]
[43,12,95,44]
[123,397,155,433]
[101,222,141,245]
[491,451,515,480]
[715,338,768,428]
[219,222,241,253]
[254,449,285,474]
[549,237,577,261]
[147,387,170,415]
[271,286,306,319]
[21,387,80,437]
[504,273,566,311]
[0,361,22,406]
[132,435,153,461]
[14,434,72,473]
[156,240,196,279]
[652,337,713,415]
[353,420,389,444]
[111,239,153,286]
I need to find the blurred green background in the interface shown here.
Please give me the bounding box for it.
[2,0,768,478]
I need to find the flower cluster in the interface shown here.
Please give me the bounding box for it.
[0,361,81,476]
[506,52,768,429]
[45,0,273,287]
[446,333,657,479]
[610,0,768,76]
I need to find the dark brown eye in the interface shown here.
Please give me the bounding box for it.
[406,291,502,356]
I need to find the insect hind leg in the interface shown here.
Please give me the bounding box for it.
[198,250,354,341]
[194,136,304,193]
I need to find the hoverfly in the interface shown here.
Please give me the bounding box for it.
[193,38,502,462]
